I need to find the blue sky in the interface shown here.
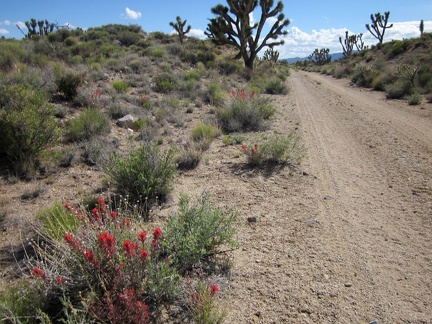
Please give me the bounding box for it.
[1,0,431,58]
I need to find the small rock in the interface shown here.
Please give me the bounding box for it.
[344,283,353,287]
[369,321,379,324]
[117,114,140,131]
[247,216,259,223]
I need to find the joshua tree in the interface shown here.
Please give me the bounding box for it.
[169,16,191,44]
[339,31,356,56]
[420,20,424,37]
[205,0,290,70]
[262,47,280,62]
[354,33,368,52]
[18,18,56,38]
[365,11,393,44]
[309,48,331,65]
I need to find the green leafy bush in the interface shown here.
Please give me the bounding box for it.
[103,142,176,208]
[65,108,111,142]
[264,77,288,94]
[0,85,60,176]
[205,82,225,107]
[55,72,82,101]
[164,192,238,274]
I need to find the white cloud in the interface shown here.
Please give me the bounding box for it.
[0,20,11,26]
[125,7,142,20]
[0,28,9,35]
[188,28,205,38]
[16,21,26,29]
[275,21,432,58]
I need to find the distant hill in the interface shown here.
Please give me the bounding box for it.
[283,52,345,64]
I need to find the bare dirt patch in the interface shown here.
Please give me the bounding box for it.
[1,70,432,323]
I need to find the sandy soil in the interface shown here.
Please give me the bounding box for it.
[1,70,432,323]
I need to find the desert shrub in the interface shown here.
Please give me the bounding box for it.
[164,192,238,274]
[218,57,242,75]
[0,85,59,176]
[205,82,225,107]
[426,93,432,103]
[36,202,81,239]
[241,133,303,166]
[112,80,130,93]
[82,137,116,167]
[175,144,203,170]
[386,80,413,99]
[107,102,128,119]
[104,142,176,207]
[408,93,422,105]
[55,72,82,101]
[371,76,385,91]
[216,90,275,133]
[389,39,412,58]
[154,73,178,93]
[351,66,381,88]
[152,48,166,58]
[191,123,221,149]
[65,108,111,142]
[264,77,288,94]
[187,280,225,324]
[0,41,24,72]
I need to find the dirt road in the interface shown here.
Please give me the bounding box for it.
[212,71,432,323]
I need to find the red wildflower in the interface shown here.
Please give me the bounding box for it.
[138,231,147,243]
[153,227,162,240]
[97,197,107,213]
[123,240,138,258]
[241,143,247,153]
[120,219,131,228]
[140,249,149,261]
[111,211,117,219]
[64,233,83,252]
[84,250,98,266]
[56,276,66,284]
[92,207,101,221]
[210,285,219,296]
[98,232,117,258]
[32,267,46,280]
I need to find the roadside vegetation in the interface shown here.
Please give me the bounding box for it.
[297,32,432,105]
[0,1,300,322]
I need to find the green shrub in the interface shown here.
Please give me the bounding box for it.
[191,123,221,149]
[241,133,303,166]
[164,192,238,274]
[55,72,82,101]
[152,48,166,57]
[205,82,225,106]
[36,202,81,239]
[264,77,288,94]
[112,80,130,93]
[103,142,176,208]
[0,85,59,176]
[408,93,422,105]
[386,80,413,99]
[0,41,24,72]
[65,108,111,142]
[154,73,178,93]
[216,93,275,133]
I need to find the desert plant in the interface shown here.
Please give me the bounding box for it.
[103,142,176,208]
[112,80,130,93]
[420,20,424,37]
[169,16,191,44]
[309,48,331,65]
[262,47,280,62]
[408,93,422,105]
[191,123,221,149]
[164,192,238,274]
[154,73,178,93]
[0,85,60,176]
[205,82,225,106]
[65,108,111,142]
[339,31,356,56]
[386,80,413,99]
[36,202,81,239]
[241,133,303,166]
[175,144,203,170]
[216,89,275,133]
[264,77,288,94]
[55,72,82,101]
[188,280,225,324]
[366,11,393,44]
[205,0,290,70]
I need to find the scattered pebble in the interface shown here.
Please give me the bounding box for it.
[344,283,353,287]
[247,216,259,223]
